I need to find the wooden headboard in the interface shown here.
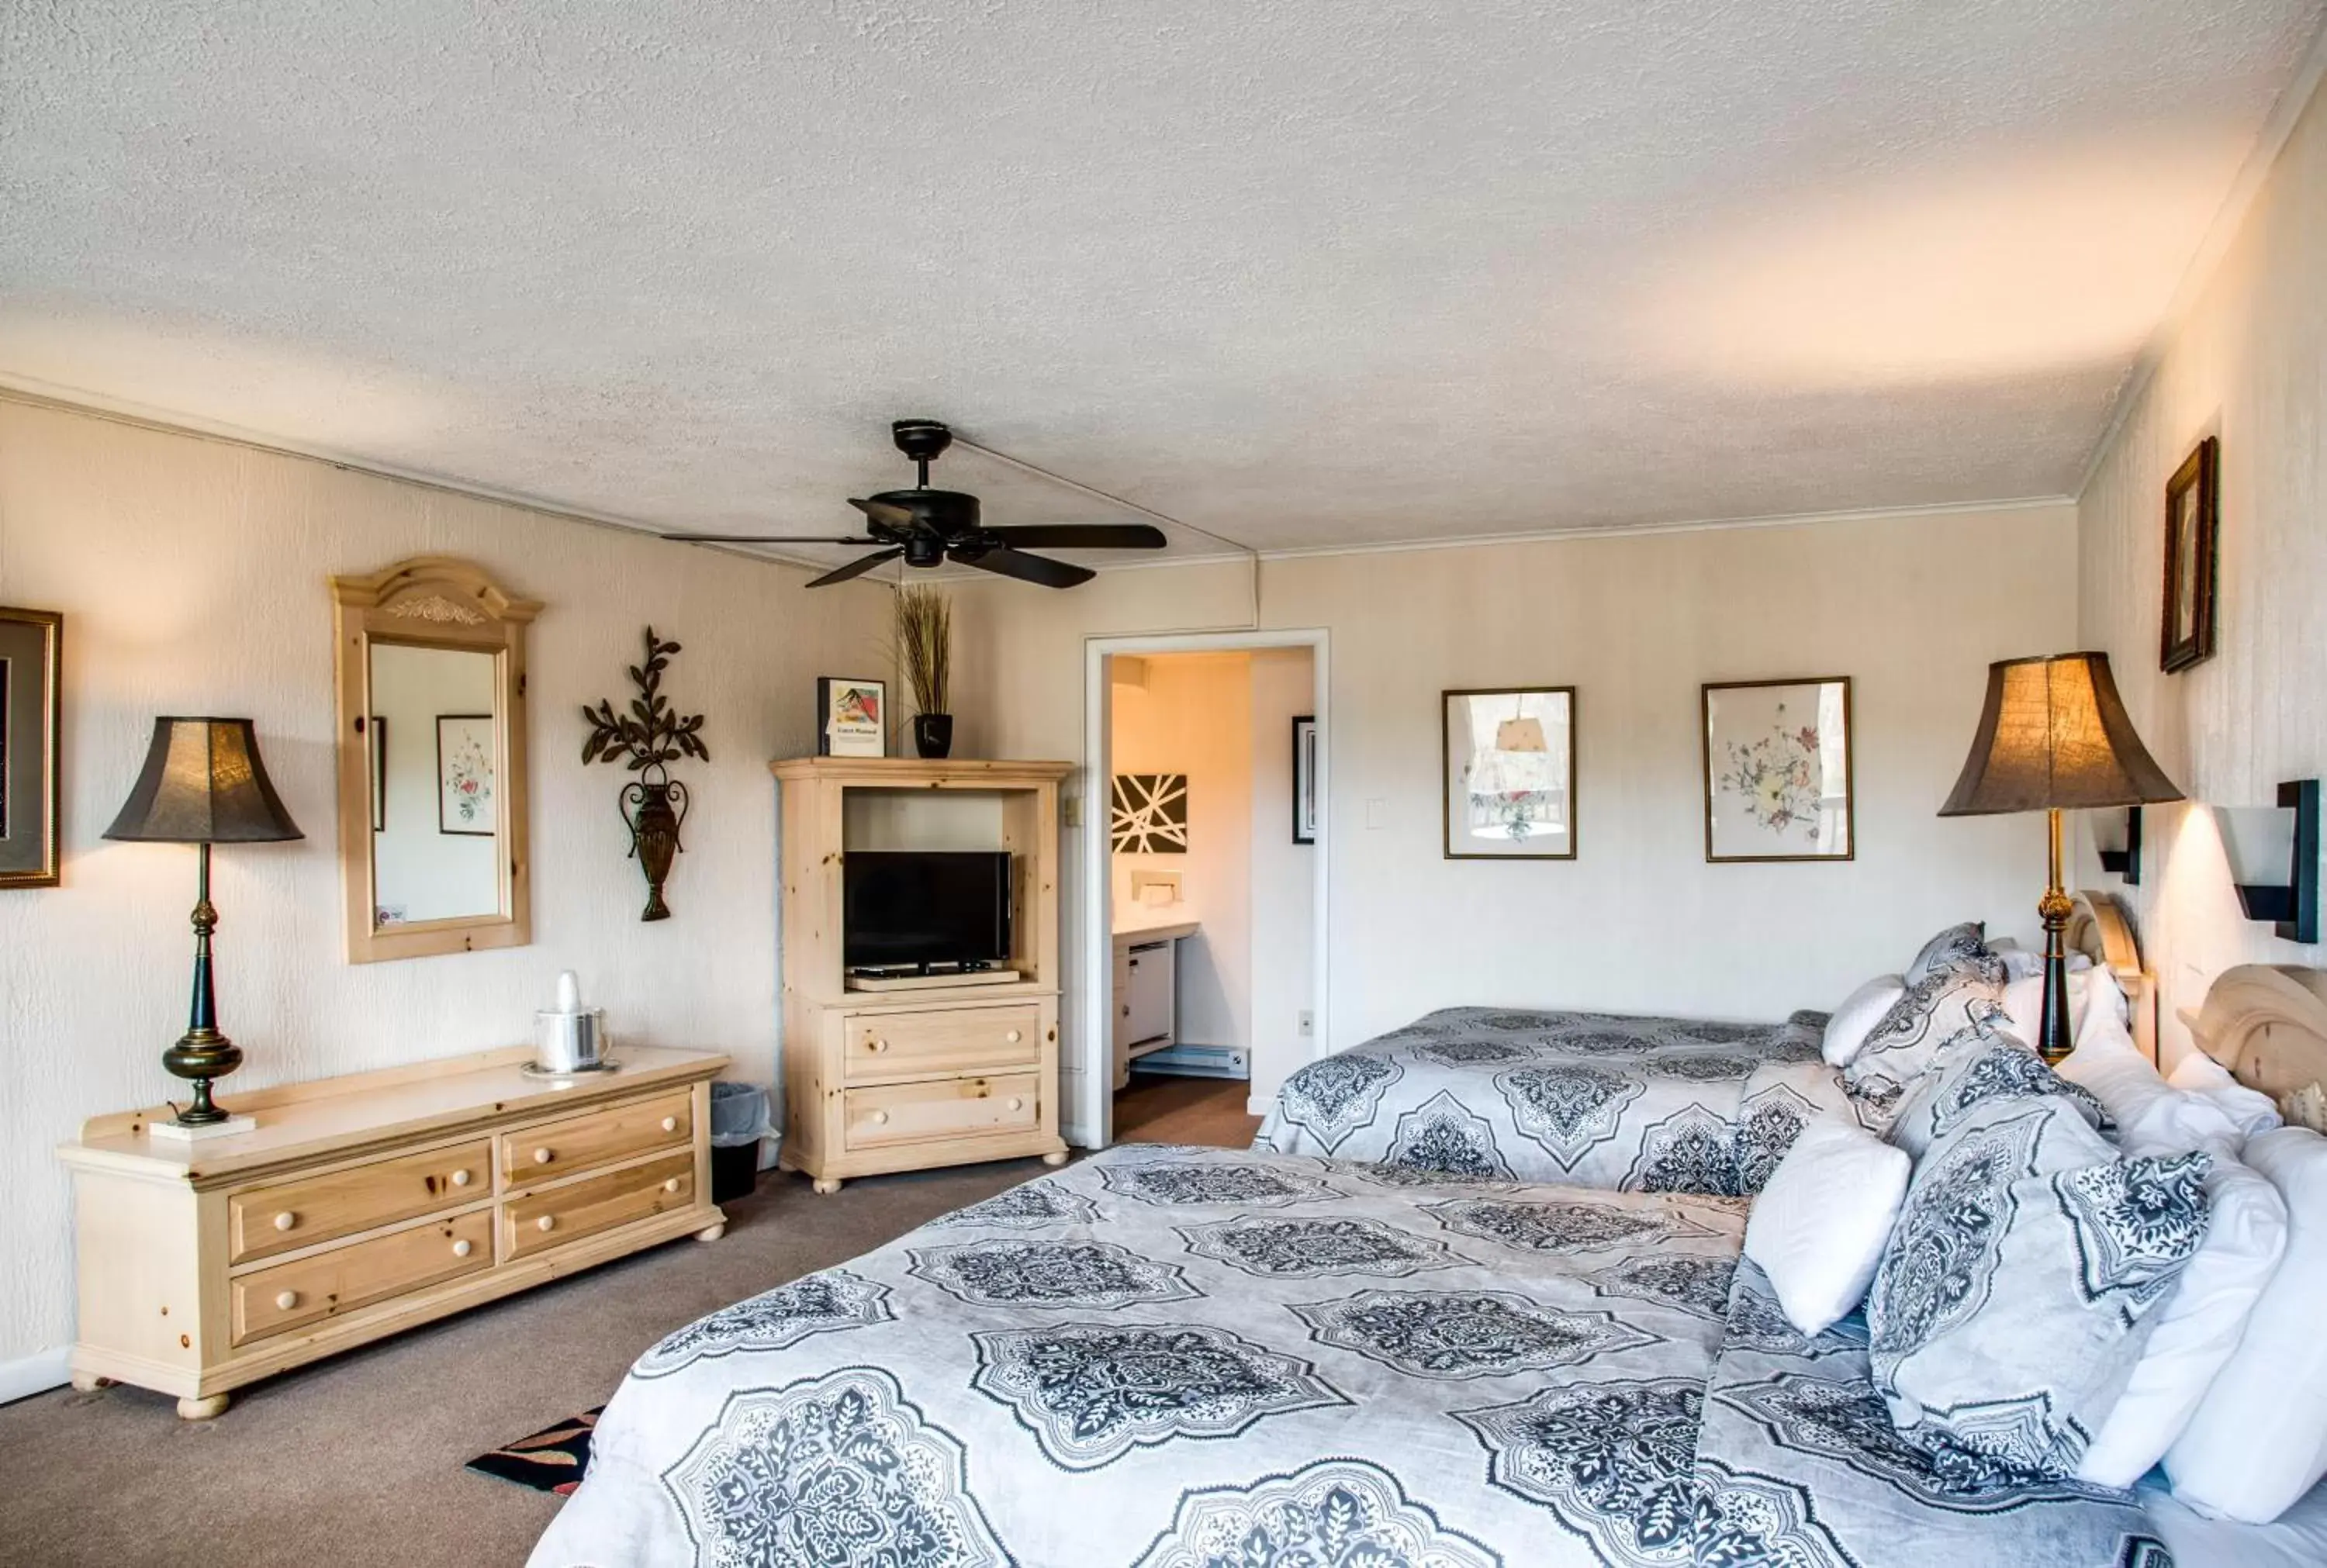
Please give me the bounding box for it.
[2069,889,2157,1062]
[2193,965,2327,1128]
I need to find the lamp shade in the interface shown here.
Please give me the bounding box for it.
[103,717,304,844]
[1940,653,2183,817]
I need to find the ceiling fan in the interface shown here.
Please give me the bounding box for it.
[665,420,1169,588]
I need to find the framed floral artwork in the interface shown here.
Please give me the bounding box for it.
[437,713,497,837]
[1701,677,1852,862]
[1442,686,1575,860]
[0,606,62,889]
[2161,436,2218,673]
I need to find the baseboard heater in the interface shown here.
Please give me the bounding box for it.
[1133,1043,1250,1080]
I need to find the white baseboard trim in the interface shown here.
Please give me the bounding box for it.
[1247,1093,1278,1117]
[0,1346,71,1407]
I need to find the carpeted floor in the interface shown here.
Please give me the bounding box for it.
[0,1157,1042,1568]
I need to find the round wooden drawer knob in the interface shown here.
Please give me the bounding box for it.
[450,1169,472,1187]
[870,1110,890,1125]
[868,1038,889,1053]
[451,1239,474,1258]
[533,1148,553,1165]
[275,1291,299,1311]
[1005,1029,1022,1043]
[1008,1097,1025,1111]
[272,1212,296,1232]
[661,1116,678,1133]
[537,1216,555,1232]
[662,1177,681,1193]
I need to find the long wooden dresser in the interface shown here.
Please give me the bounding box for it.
[773,756,1071,1193]
[57,1045,727,1418]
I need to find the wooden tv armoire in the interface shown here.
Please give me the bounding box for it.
[773,756,1072,1193]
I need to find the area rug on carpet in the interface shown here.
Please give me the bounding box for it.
[466,1407,601,1494]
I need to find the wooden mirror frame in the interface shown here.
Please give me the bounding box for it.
[331,557,540,963]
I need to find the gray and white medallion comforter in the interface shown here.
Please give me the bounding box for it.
[1253,1007,1858,1196]
[530,1145,2178,1568]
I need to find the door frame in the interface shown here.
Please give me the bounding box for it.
[1076,627,1329,1148]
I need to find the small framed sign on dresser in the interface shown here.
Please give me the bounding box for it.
[57,1045,728,1418]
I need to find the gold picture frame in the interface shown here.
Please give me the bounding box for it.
[1702,676,1855,863]
[1441,686,1577,860]
[0,606,62,889]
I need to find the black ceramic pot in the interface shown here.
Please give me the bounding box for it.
[913,713,955,759]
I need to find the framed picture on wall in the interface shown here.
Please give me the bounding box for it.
[1291,715,1319,844]
[0,606,62,889]
[816,676,887,758]
[1701,677,1853,862]
[1442,686,1575,859]
[2161,435,2219,673]
[1112,773,1188,853]
[437,713,496,836]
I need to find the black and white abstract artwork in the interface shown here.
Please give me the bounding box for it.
[1112,772,1189,853]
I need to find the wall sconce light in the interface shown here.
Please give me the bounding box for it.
[2214,779,2319,944]
[2094,806,2144,886]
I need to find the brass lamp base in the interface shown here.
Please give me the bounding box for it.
[2034,808,2075,1065]
[162,1026,244,1126]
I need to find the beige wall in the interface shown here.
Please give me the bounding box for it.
[1111,651,1253,1052]
[951,503,2077,1124]
[2076,73,2327,1065]
[0,399,889,1370]
[1248,646,1317,1103]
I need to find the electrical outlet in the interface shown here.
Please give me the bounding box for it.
[1365,798,1386,830]
[1298,1010,1315,1037]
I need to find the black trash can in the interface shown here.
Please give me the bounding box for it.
[708,1082,773,1204]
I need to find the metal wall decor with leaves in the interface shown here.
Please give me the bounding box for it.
[583,628,709,920]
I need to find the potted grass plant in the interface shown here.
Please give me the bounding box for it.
[895,584,954,758]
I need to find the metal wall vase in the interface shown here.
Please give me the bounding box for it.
[621,768,689,922]
[583,627,710,922]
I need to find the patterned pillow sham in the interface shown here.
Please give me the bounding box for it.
[1886,1034,2114,1160]
[1868,1093,2212,1490]
[1905,921,2005,986]
[1843,965,2009,1125]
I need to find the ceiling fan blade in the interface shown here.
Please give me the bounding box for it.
[665,534,887,545]
[805,547,905,588]
[849,496,920,530]
[982,523,1167,551]
[954,546,1096,589]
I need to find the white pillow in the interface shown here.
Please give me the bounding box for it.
[1743,1114,1910,1335]
[2166,1127,2327,1522]
[1990,937,2096,982]
[2059,1011,2242,1155]
[1823,976,1907,1069]
[1999,968,2126,1055]
[2075,1149,2289,1486]
[2170,1050,2285,1140]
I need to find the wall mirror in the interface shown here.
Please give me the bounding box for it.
[332,556,540,962]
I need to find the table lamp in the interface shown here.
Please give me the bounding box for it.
[104,717,303,1134]
[1940,653,2181,1062]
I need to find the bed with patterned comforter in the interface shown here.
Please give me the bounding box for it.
[529,1144,2178,1568]
[1253,1007,1857,1196]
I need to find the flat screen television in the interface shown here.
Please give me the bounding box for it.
[843,850,1013,972]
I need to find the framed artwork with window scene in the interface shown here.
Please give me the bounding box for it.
[1702,677,1852,862]
[1442,686,1575,859]
[2161,435,2218,673]
[0,606,63,889]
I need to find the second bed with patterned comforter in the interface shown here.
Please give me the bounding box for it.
[531,1143,2176,1568]
[1253,1007,1855,1195]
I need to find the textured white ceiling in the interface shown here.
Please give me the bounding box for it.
[3,2,2322,564]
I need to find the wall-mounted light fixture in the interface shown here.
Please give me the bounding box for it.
[2094,806,2143,886]
[2214,779,2319,945]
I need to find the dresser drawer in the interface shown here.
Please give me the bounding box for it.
[845,1006,1042,1082]
[503,1152,696,1260]
[232,1210,493,1346]
[229,1139,492,1265]
[500,1090,693,1187]
[843,1073,1040,1151]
